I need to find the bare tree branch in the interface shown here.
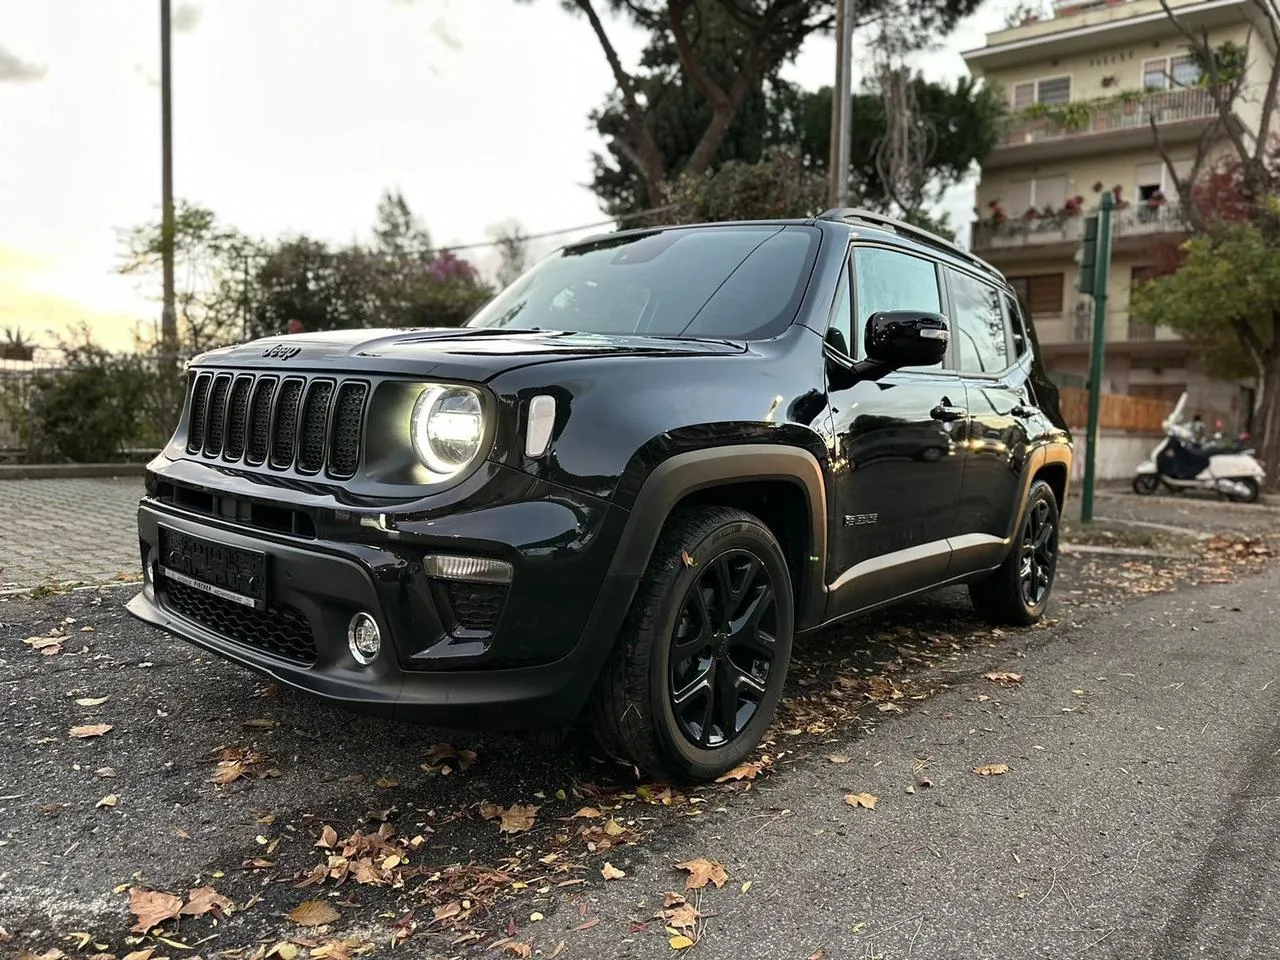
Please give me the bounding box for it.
[573,0,667,192]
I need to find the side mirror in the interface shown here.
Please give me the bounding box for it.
[864,311,950,369]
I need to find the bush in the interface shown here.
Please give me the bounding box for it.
[26,345,180,463]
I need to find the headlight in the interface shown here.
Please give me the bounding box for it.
[410,384,486,479]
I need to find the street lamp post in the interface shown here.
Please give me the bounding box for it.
[160,0,177,361]
[829,0,856,208]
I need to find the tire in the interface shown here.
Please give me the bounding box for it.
[968,478,1060,627]
[589,506,794,782]
[1132,474,1159,495]
[1229,478,1261,503]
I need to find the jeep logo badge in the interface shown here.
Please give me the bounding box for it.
[262,343,302,360]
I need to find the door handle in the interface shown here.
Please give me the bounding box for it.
[931,402,966,422]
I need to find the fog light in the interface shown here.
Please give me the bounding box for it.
[347,612,382,665]
[424,554,513,584]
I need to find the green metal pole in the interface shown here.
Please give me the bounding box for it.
[1080,192,1114,523]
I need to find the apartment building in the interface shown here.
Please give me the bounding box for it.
[962,0,1278,430]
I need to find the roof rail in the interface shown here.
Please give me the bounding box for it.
[817,207,1004,281]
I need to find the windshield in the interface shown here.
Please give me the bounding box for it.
[465,224,820,340]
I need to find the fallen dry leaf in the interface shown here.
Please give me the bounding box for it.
[128,887,184,933]
[670,934,696,950]
[243,718,278,730]
[498,804,539,834]
[315,824,338,848]
[844,792,878,810]
[675,857,728,890]
[973,763,1010,776]
[827,754,852,764]
[502,943,532,959]
[549,942,567,959]
[601,862,625,880]
[181,885,232,917]
[603,818,626,837]
[75,697,109,707]
[122,950,155,960]
[97,794,118,809]
[681,550,696,568]
[715,761,763,782]
[983,672,1024,685]
[69,724,112,739]
[571,806,602,819]
[288,899,340,927]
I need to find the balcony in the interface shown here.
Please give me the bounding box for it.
[1033,306,1186,352]
[985,88,1219,167]
[971,201,1186,255]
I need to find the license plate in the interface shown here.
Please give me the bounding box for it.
[158,526,268,610]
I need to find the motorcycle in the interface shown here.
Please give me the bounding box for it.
[1132,392,1265,503]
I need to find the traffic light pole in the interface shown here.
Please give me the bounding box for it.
[1079,192,1114,523]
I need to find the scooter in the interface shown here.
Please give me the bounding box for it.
[1132,392,1265,503]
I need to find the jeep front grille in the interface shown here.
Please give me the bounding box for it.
[185,370,369,479]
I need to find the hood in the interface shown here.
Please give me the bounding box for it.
[190,327,746,381]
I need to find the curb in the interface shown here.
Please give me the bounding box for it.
[0,463,149,480]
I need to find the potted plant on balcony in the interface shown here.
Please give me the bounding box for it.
[1112,184,1131,210]
[1,326,35,362]
[988,200,1007,226]
[1063,194,1085,216]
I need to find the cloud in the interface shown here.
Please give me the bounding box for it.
[172,2,203,34]
[0,45,47,84]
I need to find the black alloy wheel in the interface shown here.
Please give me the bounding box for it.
[969,478,1060,627]
[590,506,795,782]
[1019,497,1056,609]
[668,549,777,750]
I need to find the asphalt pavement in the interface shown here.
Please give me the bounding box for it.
[3,485,1280,960]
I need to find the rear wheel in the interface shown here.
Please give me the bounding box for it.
[1132,474,1159,495]
[1229,478,1261,503]
[969,479,1060,626]
[590,507,794,782]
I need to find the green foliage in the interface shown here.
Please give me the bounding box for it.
[1129,222,1276,379]
[120,190,494,348]
[659,147,828,224]
[117,200,260,354]
[589,2,798,214]
[22,335,179,463]
[579,0,989,218]
[1194,40,1248,88]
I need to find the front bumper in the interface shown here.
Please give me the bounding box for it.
[127,478,640,728]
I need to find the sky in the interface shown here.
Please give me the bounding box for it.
[0,0,1012,352]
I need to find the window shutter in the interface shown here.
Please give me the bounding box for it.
[1033,175,1068,209]
[1012,82,1035,110]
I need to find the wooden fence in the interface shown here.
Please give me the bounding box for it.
[1057,387,1174,433]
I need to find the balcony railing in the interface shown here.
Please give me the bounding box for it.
[998,87,1218,149]
[972,201,1186,251]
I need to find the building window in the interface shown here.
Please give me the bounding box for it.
[1012,75,1072,108]
[1170,54,1201,87]
[1004,175,1068,215]
[1142,58,1167,90]
[1135,161,1165,202]
[1142,54,1202,90]
[1008,274,1065,316]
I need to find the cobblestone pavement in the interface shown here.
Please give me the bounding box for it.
[0,474,1275,591]
[0,478,142,591]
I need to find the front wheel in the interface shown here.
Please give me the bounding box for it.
[1132,473,1160,495]
[969,478,1060,626]
[589,506,794,782]
[1229,477,1261,503]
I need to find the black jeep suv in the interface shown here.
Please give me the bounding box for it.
[128,209,1072,782]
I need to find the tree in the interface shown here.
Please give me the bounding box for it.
[117,200,259,355]
[790,72,1001,230]
[488,220,532,288]
[588,1,799,215]
[1140,0,1280,486]
[537,0,984,212]
[660,146,828,223]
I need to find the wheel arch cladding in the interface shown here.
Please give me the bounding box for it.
[607,445,828,629]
